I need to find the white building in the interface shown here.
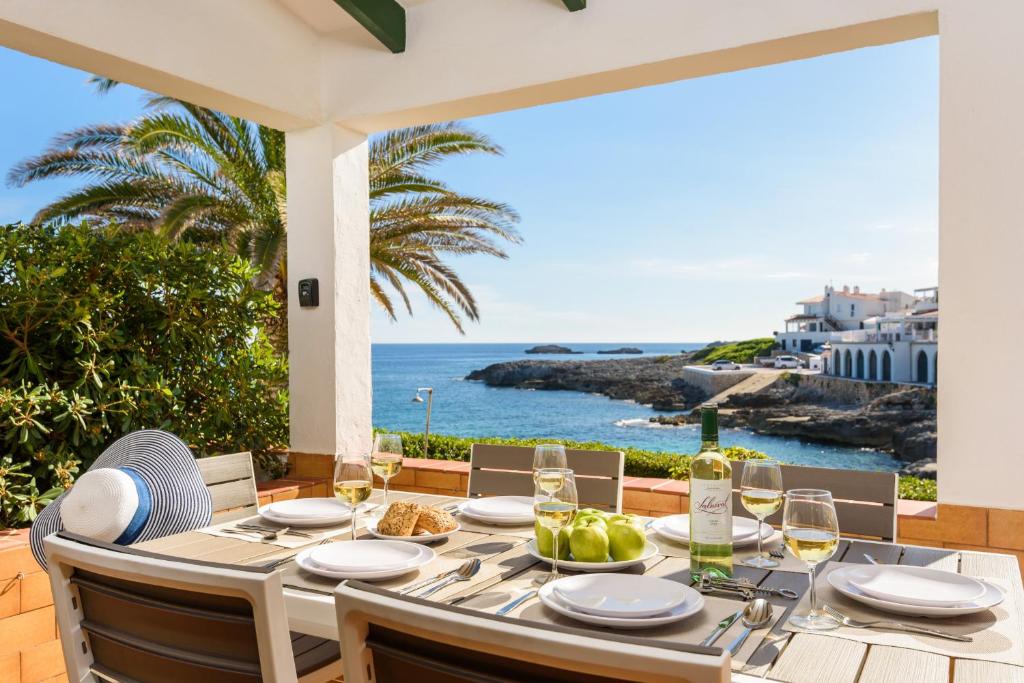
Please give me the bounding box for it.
[824,287,939,385]
[775,285,917,353]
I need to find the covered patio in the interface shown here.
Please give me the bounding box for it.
[1,1,1023,681]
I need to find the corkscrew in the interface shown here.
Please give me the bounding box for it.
[698,570,798,600]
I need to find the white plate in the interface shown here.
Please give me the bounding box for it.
[651,517,773,549]
[846,565,988,607]
[309,540,423,572]
[828,565,1004,617]
[295,543,435,581]
[659,514,761,542]
[258,501,372,527]
[463,496,535,519]
[458,501,534,525]
[266,498,349,519]
[551,574,688,618]
[538,580,703,629]
[364,517,461,544]
[526,539,659,572]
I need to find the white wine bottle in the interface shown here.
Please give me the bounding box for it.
[689,403,733,578]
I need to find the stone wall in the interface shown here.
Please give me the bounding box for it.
[681,366,754,396]
[790,373,936,406]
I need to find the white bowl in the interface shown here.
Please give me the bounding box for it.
[364,517,461,544]
[828,565,1004,617]
[845,564,988,608]
[526,539,659,572]
[551,573,688,618]
[538,581,703,629]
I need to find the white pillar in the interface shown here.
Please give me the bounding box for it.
[285,124,371,458]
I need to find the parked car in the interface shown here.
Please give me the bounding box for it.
[710,360,742,371]
[774,355,802,369]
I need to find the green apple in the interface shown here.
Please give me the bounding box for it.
[605,513,630,525]
[573,514,607,531]
[534,521,570,560]
[577,507,603,517]
[570,519,610,563]
[607,519,646,561]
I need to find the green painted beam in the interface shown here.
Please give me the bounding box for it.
[561,0,586,11]
[333,0,406,53]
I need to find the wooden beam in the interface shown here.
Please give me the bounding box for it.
[561,0,586,11]
[333,0,406,53]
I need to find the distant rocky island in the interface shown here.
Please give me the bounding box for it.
[597,347,643,354]
[525,345,581,354]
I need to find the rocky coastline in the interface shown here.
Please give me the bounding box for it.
[465,355,936,468]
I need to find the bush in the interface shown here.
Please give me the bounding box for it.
[383,430,937,502]
[690,338,777,364]
[0,223,288,527]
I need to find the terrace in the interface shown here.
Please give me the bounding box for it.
[1,1,1022,681]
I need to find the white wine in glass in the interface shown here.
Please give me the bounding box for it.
[334,454,373,540]
[533,468,577,583]
[783,489,840,631]
[371,433,404,509]
[740,460,783,568]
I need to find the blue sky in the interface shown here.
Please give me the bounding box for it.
[0,38,938,344]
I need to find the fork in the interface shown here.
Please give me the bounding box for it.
[236,523,314,539]
[769,548,785,560]
[822,605,973,642]
[222,526,289,542]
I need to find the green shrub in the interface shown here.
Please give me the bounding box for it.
[0,223,288,527]
[690,338,777,364]
[383,430,937,502]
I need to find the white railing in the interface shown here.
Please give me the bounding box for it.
[830,329,937,343]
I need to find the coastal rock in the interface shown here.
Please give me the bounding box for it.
[899,458,938,480]
[596,347,643,355]
[525,345,581,354]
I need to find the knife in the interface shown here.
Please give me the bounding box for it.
[700,609,744,647]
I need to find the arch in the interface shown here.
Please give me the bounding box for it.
[916,350,929,383]
[844,350,853,378]
[881,350,892,382]
[933,353,937,386]
[868,350,878,381]
[855,349,865,379]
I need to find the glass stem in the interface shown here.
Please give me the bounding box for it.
[756,518,764,558]
[807,563,818,617]
[351,507,358,541]
[552,532,559,579]
[384,478,390,507]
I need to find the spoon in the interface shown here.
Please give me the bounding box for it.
[418,558,482,597]
[725,599,773,655]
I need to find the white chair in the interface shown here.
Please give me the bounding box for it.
[196,451,261,523]
[335,580,729,683]
[468,444,625,512]
[45,532,341,683]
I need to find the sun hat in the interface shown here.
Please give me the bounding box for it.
[30,429,212,569]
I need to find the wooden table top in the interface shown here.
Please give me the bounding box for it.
[137,490,1024,683]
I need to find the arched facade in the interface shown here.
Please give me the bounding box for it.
[882,350,892,381]
[844,350,853,378]
[868,350,878,380]
[916,350,929,383]
[855,350,865,379]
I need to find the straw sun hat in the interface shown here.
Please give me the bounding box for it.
[30,429,213,569]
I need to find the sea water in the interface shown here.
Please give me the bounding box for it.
[371,343,900,471]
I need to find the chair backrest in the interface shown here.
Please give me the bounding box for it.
[197,452,259,523]
[729,460,899,541]
[43,532,300,683]
[468,444,624,512]
[335,580,729,683]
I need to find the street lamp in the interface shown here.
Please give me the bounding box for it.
[412,387,433,458]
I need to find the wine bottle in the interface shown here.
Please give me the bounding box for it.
[689,403,733,578]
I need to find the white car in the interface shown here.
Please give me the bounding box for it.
[710,360,742,371]
[774,355,802,369]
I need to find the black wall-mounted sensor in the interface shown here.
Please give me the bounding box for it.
[298,278,319,307]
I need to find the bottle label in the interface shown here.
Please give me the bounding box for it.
[690,478,733,544]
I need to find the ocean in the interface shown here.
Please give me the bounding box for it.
[371,343,900,471]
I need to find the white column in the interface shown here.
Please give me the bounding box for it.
[285,124,371,458]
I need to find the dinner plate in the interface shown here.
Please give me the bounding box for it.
[828,565,1004,617]
[551,574,688,618]
[458,500,534,525]
[309,540,423,572]
[364,517,461,543]
[538,580,703,629]
[258,501,372,527]
[526,539,659,572]
[295,543,435,580]
[651,517,773,549]
[660,514,761,541]
[265,498,350,519]
[846,565,988,607]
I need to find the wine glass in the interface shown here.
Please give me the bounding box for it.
[371,433,403,509]
[740,460,784,568]
[533,444,567,481]
[533,468,577,583]
[783,489,840,631]
[333,454,373,540]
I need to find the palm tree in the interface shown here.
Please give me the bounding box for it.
[7,85,520,335]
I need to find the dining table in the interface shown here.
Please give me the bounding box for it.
[135,490,1024,683]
